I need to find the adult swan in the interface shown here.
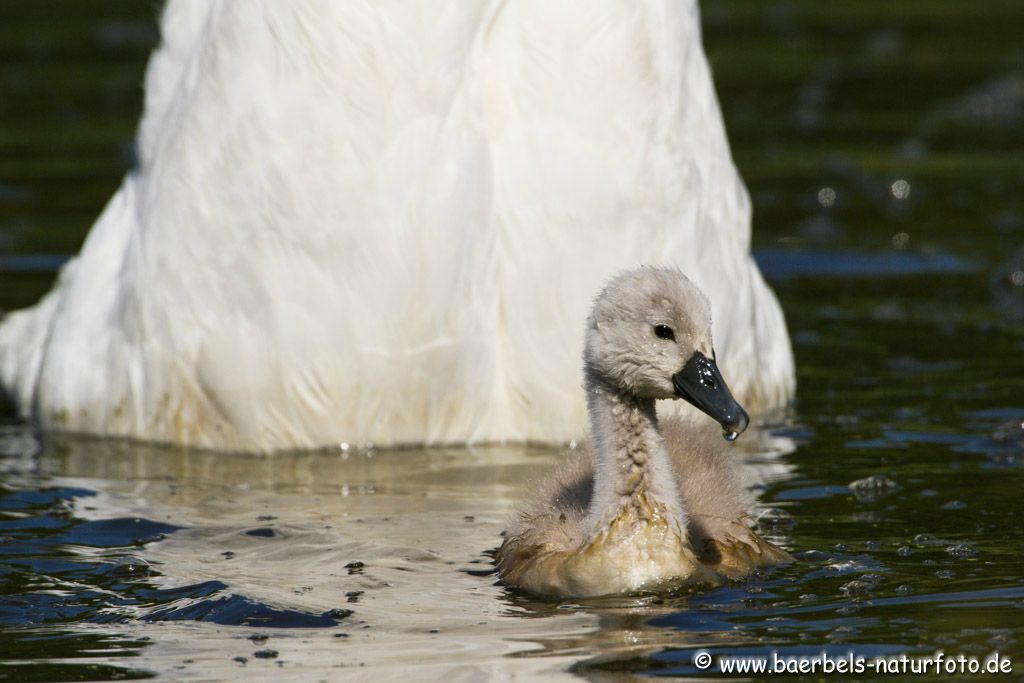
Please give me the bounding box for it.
[0,1,794,451]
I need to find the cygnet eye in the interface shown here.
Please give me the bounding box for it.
[653,324,676,341]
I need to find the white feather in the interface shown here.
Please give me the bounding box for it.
[0,0,794,451]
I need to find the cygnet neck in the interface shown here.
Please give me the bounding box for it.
[583,372,688,540]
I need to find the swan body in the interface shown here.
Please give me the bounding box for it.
[497,268,789,598]
[0,1,793,451]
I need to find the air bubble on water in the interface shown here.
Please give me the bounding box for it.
[913,533,949,547]
[112,556,152,578]
[860,573,884,587]
[848,474,901,502]
[817,186,837,207]
[756,508,795,529]
[827,560,865,574]
[891,178,911,199]
[799,549,829,563]
[946,543,978,559]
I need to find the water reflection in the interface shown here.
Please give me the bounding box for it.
[0,426,795,679]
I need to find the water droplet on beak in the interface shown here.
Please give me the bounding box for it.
[723,430,739,442]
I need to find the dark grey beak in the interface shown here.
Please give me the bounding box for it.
[671,351,750,438]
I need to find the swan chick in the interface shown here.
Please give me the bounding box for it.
[496,267,789,598]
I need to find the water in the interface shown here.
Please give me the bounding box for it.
[1,2,1023,680]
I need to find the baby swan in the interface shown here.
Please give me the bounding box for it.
[497,267,790,598]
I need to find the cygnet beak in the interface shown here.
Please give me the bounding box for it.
[671,351,750,439]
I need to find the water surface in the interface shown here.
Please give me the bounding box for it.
[1,1,1023,680]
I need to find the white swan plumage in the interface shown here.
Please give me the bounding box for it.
[0,1,794,451]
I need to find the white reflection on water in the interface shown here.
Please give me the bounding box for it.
[34,427,794,680]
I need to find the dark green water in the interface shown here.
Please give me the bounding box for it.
[1,2,1022,680]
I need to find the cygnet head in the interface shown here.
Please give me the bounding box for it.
[584,267,749,437]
